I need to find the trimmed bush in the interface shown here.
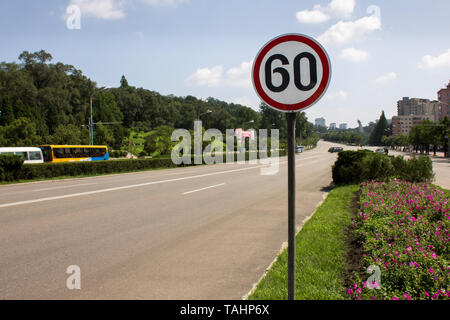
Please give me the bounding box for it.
[332,151,434,185]
[332,150,373,184]
[361,153,394,182]
[0,154,24,182]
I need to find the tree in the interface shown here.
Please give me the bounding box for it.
[47,124,89,145]
[369,111,389,146]
[120,75,129,88]
[144,125,175,156]
[0,117,41,147]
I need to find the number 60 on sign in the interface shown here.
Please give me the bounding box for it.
[252,34,331,113]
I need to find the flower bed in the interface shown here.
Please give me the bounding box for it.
[347,180,449,300]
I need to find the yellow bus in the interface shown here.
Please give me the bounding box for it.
[38,145,109,163]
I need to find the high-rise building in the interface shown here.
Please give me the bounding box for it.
[392,115,435,136]
[339,123,347,130]
[315,117,326,127]
[393,97,439,136]
[329,123,337,130]
[437,81,450,122]
[397,97,439,121]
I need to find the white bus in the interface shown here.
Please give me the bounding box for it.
[0,147,44,164]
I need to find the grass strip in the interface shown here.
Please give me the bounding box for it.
[248,184,359,300]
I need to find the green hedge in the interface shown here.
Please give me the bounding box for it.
[0,154,24,181]
[1,150,286,182]
[332,151,434,184]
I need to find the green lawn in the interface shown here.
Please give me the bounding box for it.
[248,184,359,300]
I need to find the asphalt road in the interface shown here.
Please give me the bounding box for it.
[0,140,448,299]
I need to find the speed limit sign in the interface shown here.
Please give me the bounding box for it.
[252,33,331,112]
[252,33,331,301]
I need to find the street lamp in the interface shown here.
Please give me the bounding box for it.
[90,86,106,145]
[197,109,212,120]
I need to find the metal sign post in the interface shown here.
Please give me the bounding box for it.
[252,33,331,300]
[286,112,296,300]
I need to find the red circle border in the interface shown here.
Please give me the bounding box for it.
[252,34,331,112]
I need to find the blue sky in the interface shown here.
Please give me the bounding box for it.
[1,0,450,127]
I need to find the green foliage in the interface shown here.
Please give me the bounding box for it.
[361,153,394,182]
[323,130,363,145]
[0,154,24,181]
[0,117,41,147]
[46,124,89,145]
[332,150,373,184]
[369,111,389,146]
[332,151,434,185]
[109,150,128,158]
[401,156,434,182]
[144,125,175,156]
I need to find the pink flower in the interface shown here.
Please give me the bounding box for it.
[392,297,399,300]
[347,289,353,295]
[429,268,434,274]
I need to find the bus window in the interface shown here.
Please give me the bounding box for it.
[40,146,53,162]
[14,152,29,160]
[53,148,65,158]
[29,151,42,161]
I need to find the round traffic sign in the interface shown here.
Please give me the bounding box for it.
[252,34,331,113]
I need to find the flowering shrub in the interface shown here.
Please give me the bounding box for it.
[347,180,449,300]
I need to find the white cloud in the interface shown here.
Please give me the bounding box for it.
[418,49,450,69]
[186,66,223,87]
[318,5,381,46]
[225,61,253,88]
[329,0,355,18]
[325,90,348,100]
[296,0,354,24]
[340,47,369,62]
[375,72,397,84]
[296,8,330,24]
[187,61,253,89]
[68,0,126,19]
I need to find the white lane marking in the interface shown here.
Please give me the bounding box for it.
[0,164,268,208]
[182,183,225,195]
[32,183,97,192]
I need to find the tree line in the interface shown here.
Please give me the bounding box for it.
[0,50,319,155]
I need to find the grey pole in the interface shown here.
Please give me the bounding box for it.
[90,95,94,145]
[286,112,296,300]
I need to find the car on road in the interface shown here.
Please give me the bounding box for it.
[328,147,343,153]
[296,146,305,153]
[376,147,389,155]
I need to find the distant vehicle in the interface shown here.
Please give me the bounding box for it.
[296,146,305,153]
[0,147,44,164]
[328,147,343,153]
[38,145,109,163]
[375,148,385,154]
